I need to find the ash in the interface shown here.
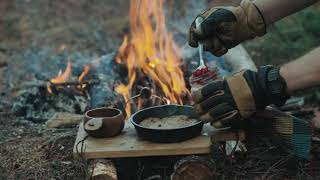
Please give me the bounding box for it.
[7,51,121,122]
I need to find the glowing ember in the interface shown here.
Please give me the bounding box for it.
[115,0,190,116]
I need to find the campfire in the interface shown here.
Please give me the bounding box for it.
[115,0,191,116]
[44,0,192,118]
[46,61,98,96]
[3,0,317,179]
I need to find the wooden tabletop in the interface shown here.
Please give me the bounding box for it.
[73,121,244,159]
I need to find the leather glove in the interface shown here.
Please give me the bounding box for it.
[192,66,289,128]
[189,0,266,56]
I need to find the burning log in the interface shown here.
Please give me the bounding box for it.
[44,61,96,96]
[27,79,99,89]
[87,159,118,180]
[48,79,100,87]
[47,79,99,96]
[12,78,99,91]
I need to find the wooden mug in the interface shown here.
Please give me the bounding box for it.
[84,107,125,138]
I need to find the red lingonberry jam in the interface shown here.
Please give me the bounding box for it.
[192,67,209,77]
[190,67,218,85]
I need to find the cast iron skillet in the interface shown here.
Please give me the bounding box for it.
[130,104,204,143]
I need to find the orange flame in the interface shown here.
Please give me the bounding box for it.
[47,62,91,94]
[115,0,190,116]
[79,65,90,82]
[51,61,72,84]
[47,61,72,93]
[78,65,90,89]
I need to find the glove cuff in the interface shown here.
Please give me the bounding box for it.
[240,0,266,36]
[257,65,289,107]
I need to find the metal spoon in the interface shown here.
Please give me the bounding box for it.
[195,17,206,69]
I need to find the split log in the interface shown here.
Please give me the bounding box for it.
[87,159,118,180]
[46,112,83,128]
[171,156,215,180]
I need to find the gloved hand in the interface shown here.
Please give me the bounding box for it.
[192,66,289,128]
[189,0,266,56]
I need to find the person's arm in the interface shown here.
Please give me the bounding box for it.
[253,0,319,25]
[280,47,320,94]
[189,0,319,56]
[191,47,320,129]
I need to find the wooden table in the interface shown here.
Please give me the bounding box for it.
[73,122,244,159]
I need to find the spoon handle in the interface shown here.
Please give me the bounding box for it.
[195,17,205,68]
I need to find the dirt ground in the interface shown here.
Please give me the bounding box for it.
[0,0,129,179]
[0,0,320,179]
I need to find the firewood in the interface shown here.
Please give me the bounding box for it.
[171,156,215,180]
[12,79,99,91]
[87,159,118,180]
[46,112,83,128]
[48,79,100,87]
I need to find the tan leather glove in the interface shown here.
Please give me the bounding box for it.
[192,66,289,128]
[189,0,266,56]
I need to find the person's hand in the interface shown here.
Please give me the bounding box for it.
[192,66,289,128]
[189,0,266,56]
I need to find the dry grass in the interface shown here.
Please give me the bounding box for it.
[0,113,85,179]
